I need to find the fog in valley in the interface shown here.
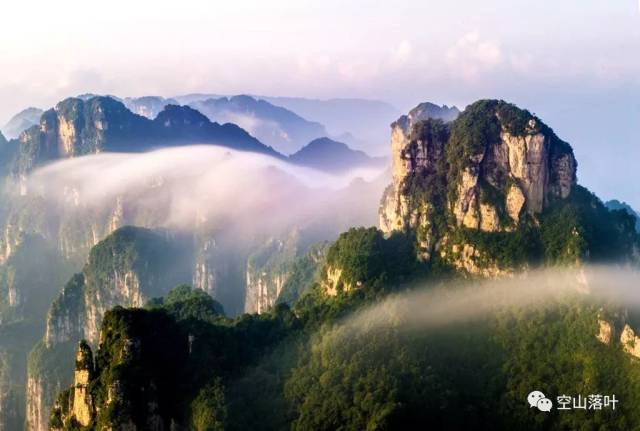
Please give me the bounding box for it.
[27,144,389,240]
[343,266,640,335]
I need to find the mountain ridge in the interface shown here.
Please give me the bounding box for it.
[1,107,43,140]
[290,137,386,173]
[12,96,283,179]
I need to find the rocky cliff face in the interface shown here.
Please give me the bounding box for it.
[50,308,188,431]
[0,349,21,431]
[69,342,93,427]
[44,227,192,345]
[380,100,577,272]
[245,270,287,314]
[244,232,303,314]
[26,226,192,431]
[14,97,145,183]
[26,347,73,431]
[595,311,640,359]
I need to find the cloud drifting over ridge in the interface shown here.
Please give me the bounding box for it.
[343,266,640,335]
[27,145,387,235]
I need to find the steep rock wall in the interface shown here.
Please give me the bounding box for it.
[380,100,577,273]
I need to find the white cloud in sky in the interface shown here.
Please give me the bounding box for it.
[392,40,413,65]
[446,32,503,80]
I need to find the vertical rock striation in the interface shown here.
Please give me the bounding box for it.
[380,99,578,273]
[27,226,192,431]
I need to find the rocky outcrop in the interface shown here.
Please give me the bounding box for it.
[28,227,192,431]
[26,367,70,431]
[381,112,449,236]
[321,266,355,297]
[25,375,46,431]
[244,232,302,314]
[70,342,94,426]
[594,312,640,359]
[596,318,615,345]
[245,270,287,314]
[44,227,191,346]
[192,234,220,298]
[380,100,577,274]
[439,242,507,278]
[50,307,188,430]
[620,324,640,358]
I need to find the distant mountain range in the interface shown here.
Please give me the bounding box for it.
[125,94,400,155]
[12,97,281,178]
[188,96,327,155]
[4,94,401,158]
[260,96,401,155]
[4,95,387,177]
[121,95,328,155]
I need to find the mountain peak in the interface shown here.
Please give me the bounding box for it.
[155,104,210,127]
[408,102,460,123]
[381,98,579,271]
[12,97,284,178]
[393,101,460,135]
[189,96,327,154]
[1,107,44,139]
[123,96,178,119]
[290,137,384,173]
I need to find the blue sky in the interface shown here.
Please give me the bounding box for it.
[0,0,638,206]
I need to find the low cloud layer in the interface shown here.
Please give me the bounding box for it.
[345,266,640,335]
[27,145,388,238]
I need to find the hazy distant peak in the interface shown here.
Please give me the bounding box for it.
[188,95,327,154]
[1,106,44,139]
[290,137,386,173]
[123,96,179,119]
[155,104,210,127]
[408,102,460,123]
[391,101,460,136]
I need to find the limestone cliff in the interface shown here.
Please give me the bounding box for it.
[595,311,640,360]
[380,100,578,273]
[244,233,301,314]
[70,341,94,427]
[44,227,192,346]
[26,226,192,431]
[50,308,188,431]
[0,347,22,431]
